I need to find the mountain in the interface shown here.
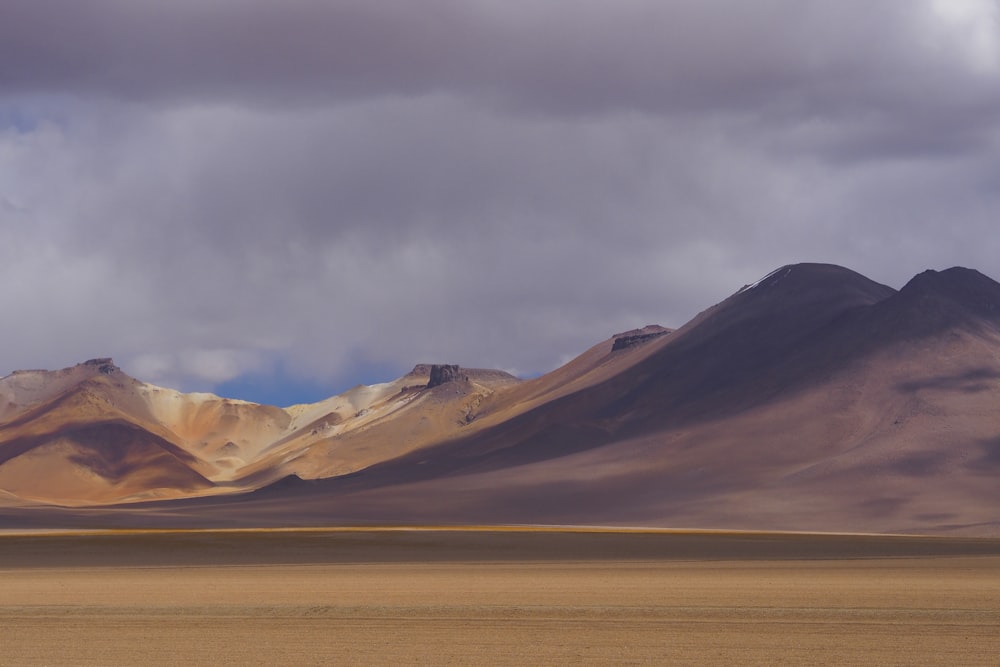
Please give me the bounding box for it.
[0,359,519,504]
[2,263,1000,535]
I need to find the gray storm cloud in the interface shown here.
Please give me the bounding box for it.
[1,1,999,396]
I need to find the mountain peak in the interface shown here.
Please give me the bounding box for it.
[696,263,897,337]
[82,358,120,375]
[7,263,1000,534]
[737,263,893,298]
[426,364,467,388]
[892,266,1000,326]
[901,266,1000,297]
[1,358,128,412]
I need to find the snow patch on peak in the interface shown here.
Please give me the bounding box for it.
[738,266,792,294]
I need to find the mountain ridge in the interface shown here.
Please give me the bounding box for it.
[2,263,1000,536]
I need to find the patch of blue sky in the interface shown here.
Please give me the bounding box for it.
[0,94,74,133]
[215,357,408,408]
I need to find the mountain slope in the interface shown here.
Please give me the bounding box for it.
[297,264,999,534]
[2,263,1000,535]
[0,365,216,504]
[309,263,898,484]
[129,263,1000,535]
[0,359,524,504]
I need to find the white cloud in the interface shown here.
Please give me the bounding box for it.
[926,0,1000,72]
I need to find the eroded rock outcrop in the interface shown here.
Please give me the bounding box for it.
[611,325,672,352]
[83,358,120,375]
[427,364,466,388]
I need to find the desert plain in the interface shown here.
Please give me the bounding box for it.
[1,528,999,666]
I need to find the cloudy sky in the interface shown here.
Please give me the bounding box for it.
[2,0,999,404]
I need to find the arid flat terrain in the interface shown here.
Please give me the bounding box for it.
[1,529,999,666]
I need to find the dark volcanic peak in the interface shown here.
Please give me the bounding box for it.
[611,325,672,351]
[735,263,896,304]
[579,263,901,426]
[870,267,1000,339]
[900,267,1000,310]
[683,263,896,348]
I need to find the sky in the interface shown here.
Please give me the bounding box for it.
[2,0,999,404]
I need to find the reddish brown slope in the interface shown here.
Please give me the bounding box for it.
[315,263,897,480]
[0,372,215,505]
[150,264,1000,535]
[3,264,1000,535]
[0,359,527,504]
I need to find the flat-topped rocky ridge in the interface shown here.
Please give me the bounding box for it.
[409,364,520,388]
[5,357,120,379]
[611,324,672,351]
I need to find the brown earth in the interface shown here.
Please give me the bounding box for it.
[4,263,1000,537]
[1,529,999,666]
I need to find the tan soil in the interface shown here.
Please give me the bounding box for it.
[1,530,999,665]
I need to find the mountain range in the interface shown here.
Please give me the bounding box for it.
[2,263,1000,535]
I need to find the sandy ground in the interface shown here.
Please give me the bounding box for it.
[1,530,999,666]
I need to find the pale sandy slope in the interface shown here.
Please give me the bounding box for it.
[0,318,668,506]
[0,360,549,504]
